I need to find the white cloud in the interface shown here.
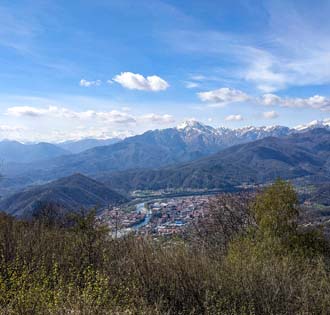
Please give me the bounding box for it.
[0,124,27,141]
[139,113,175,124]
[184,81,199,89]
[225,114,243,121]
[113,72,169,91]
[0,93,180,142]
[0,124,25,132]
[259,94,281,106]
[7,106,177,124]
[191,75,207,81]
[195,87,330,112]
[244,51,289,92]
[79,79,101,87]
[242,46,330,93]
[7,105,136,123]
[4,104,177,141]
[52,127,134,142]
[259,94,330,111]
[165,1,330,93]
[263,111,278,119]
[7,106,49,117]
[0,125,26,134]
[198,87,250,106]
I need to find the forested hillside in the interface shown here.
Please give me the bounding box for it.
[0,174,127,217]
[101,128,330,191]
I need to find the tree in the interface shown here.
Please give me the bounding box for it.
[188,192,253,255]
[228,179,328,260]
[252,179,299,244]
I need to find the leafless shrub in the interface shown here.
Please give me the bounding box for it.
[188,192,255,254]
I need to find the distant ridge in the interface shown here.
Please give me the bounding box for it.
[0,140,70,163]
[57,138,121,153]
[2,119,330,195]
[2,120,295,180]
[0,173,128,217]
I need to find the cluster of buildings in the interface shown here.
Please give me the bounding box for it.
[101,195,211,237]
[101,196,210,237]
[137,196,210,236]
[102,207,146,231]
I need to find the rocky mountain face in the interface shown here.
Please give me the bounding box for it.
[177,121,292,149]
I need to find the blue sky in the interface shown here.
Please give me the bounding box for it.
[0,0,330,142]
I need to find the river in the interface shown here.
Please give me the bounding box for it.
[132,202,152,230]
[113,202,152,238]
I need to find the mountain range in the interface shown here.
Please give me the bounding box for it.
[1,121,296,180]
[1,119,330,199]
[57,138,121,153]
[2,127,330,218]
[2,119,329,167]
[99,128,330,191]
[0,137,121,164]
[0,140,70,163]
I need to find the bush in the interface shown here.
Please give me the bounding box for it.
[0,181,330,314]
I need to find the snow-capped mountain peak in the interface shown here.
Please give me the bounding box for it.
[174,119,330,150]
[295,119,330,131]
[177,120,206,130]
[176,120,216,134]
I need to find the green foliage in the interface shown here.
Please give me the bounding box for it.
[253,179,299,239]
[222,180,330,314]
[1,182,330,314]
[247,180,328,258]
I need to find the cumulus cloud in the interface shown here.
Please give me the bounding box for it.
[225,114,243,121]
[4,103,177,142]
[7,106,136,123]
[263,111,278,119]
[259,94,330,111]
[79,79,101,87]
[139,113,175,124]
[113,72,169,91]
[7,106,47,117]
[259,94,281,106]
[6,105,177,127]
[196,87,330,112]
[198,88,250,106]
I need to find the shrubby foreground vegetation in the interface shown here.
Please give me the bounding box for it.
[1,180,330,314]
